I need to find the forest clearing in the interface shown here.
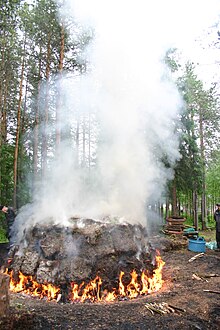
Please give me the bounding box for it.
[1,1,220,329]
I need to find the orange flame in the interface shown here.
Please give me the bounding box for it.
[5,269,60,300]
[5,253,165,303]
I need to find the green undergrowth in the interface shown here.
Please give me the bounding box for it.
[0,227,8,243]
[199,229,216,242]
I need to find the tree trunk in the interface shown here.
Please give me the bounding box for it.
[199,108,207,230]
[33,46,42,183]
[0,101,2,202]
[82,114,86,167]
[88,111,91,170]
[13,43,26,210]
[0,73,3,201]
[16,79,28,208]
[193,189,198,230]
[172,177,178,216]
[0,74,9,201]
[165,197,169,219]
[201,189,206,229]
[2,78,8,144]
[0,32,6,122]
[41,31,51,178]
[76,113,80,165]
[56,23,65,155]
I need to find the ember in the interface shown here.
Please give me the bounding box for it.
[5,254,165,302]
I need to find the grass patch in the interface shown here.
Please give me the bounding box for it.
[199,229,216,242]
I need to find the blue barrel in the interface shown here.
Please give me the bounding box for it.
[188,237,206,253]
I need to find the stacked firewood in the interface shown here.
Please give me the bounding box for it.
[164,217,186,234]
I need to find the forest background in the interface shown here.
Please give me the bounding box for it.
[0,0,220,241]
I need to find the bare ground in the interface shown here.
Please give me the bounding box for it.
[0,240,220,330]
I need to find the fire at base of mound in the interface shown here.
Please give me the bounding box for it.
[5,217,165,302]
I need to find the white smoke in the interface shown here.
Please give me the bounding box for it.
[13,0,220,238]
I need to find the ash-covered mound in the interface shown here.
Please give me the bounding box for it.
[9,218,156,290]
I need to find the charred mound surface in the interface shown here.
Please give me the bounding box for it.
[8,219,155,290]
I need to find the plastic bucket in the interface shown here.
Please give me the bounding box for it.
[188,237,206,253]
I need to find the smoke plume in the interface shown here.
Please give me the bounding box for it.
[13,0,220,239]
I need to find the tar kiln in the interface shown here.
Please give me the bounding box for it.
[6,218,165,302]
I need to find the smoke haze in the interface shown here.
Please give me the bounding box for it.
[13,0,220,238]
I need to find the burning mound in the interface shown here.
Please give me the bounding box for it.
[6,218,165,302]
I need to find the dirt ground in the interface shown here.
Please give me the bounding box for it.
[0,238,220,330]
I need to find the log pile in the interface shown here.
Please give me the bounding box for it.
[164,217,186,235]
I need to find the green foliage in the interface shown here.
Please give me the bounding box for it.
[0,216,8,243]
[164,48,181,73]
[206,151,220,203]
[17,138,32,207]
[0,229,8,243]
[165,55,219,221]
[0,144,15,204]
[182,215,194,227]
[167,63,204,198]
[0,0,93,209]
[206,215,216,229]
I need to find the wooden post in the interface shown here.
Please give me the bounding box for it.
[0,273,10,317]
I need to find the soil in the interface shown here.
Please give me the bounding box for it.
[0,238,220,330]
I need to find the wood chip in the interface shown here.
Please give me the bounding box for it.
[203,289,220,295]
[168,304,186,313]
[201,273,219,278]
[144,302,185,315]
[188,253,205,263]
[192,273,203,281]
[56,293,62,303]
